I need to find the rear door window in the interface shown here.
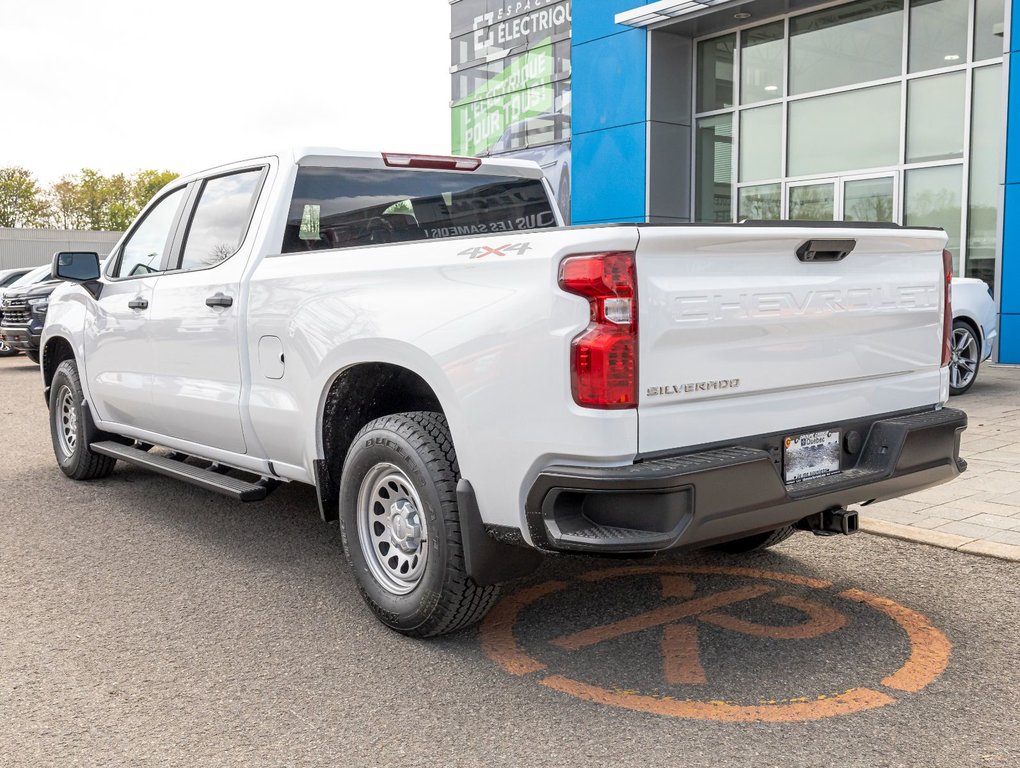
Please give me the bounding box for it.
[177,168,265,271]
[282,167,556,253]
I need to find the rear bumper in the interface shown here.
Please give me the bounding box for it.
[525,407,967,554]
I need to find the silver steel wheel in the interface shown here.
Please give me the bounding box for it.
[950,325,979,392]
[54,384,79,459]
[357,462,429,596]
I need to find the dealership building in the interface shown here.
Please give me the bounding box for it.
[451,0,1019,362]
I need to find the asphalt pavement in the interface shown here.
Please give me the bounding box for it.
[1,356,1018,767]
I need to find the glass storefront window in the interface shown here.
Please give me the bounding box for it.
[741,22,785,104]
[739,105,782,182]
[697,34,735,112]
[904,165,964,268]
[738,184,782,220]
[967,64,1003,288]
[695,115,733,222]
[908,0,968,73]
[844,177,896,221]
[906,71,966,162]
[789,0,904,95]
[789,183,835,220]
[787,84,900,176]
[974,0,1006,61]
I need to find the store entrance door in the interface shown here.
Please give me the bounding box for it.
[785,173,899,223]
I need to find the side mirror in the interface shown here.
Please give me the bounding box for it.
[52,251,101,282]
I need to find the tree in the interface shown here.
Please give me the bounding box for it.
[132,170,178,210]
[47,168,179,231]
[0,167,51,227]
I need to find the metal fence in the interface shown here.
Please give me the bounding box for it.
[0,228,122,269]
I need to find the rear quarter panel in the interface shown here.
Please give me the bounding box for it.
[245,226,640,531]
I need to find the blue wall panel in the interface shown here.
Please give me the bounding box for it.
[1002,183,1020,315]
[999,314,1020,362]
[572,123,647,223]
[573,0,639,45]
[998,2,1018,360]
[1006,56,1020,184]
[573,30,648,134]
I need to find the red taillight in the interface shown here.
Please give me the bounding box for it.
[941,248,953,367]
[559,252,637,409]
[382,153,482,171]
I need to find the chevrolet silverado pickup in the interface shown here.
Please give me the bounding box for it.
[41,148,967,637]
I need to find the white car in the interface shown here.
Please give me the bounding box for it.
[41,148,967,637]
[950,277,998,395]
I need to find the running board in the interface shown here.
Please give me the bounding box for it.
[90,441,272,502]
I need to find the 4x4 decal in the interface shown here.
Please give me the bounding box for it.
[460,242,532,260]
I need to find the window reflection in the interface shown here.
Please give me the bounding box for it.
[697,34,734,112]
[695,115,733,222]
[789,183,835,220]
[790,0,903,95]
[741,22,784,104]
[905,165,964,268]
[738,184,781,220]
[909,0,968,73]
[907,72,966,162]
[787,84,900,176]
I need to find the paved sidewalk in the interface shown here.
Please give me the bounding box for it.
[859,364,1020,561]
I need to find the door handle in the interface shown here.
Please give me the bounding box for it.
[205,293,233,308]
[128,298,149,310]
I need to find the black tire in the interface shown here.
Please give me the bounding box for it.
[712,525,797,554]
[0,340,18,357]
[49,359,117,481]
[948,319,981,396]
[339,411,499,637]
[25,349,40,364]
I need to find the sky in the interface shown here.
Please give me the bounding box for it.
[0,0,452,184]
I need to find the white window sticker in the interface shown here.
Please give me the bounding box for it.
[299,204,321,241]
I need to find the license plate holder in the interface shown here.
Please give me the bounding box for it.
[783,429,841,485]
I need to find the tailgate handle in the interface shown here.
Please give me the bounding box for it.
[796,239,856,263]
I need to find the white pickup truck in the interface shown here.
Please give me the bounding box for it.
[41,148,967,637]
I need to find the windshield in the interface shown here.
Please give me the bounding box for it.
[7,265,51,290]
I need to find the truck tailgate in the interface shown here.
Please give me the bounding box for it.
[636,226,948,455]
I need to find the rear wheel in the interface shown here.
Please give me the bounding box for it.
[49,360,116,480]
[339,411,499,637]
[949,319,980,396]
[712,525,797,553]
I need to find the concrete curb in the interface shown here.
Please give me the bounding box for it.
[859,517,1020,562]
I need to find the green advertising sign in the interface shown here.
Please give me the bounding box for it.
[452,41,555,157]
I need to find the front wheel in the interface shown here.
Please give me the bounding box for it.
[0,340,18,357]
[339,411,499,637]
[25,349,40,364]
[949,319,980,396]
[49,359,117,480]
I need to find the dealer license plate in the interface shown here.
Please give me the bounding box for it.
[783,430,841,484]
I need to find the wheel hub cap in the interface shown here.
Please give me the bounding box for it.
[390,500,423,553]
[357,463,430,595]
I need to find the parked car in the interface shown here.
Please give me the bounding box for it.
[0,268,33,288]
[0,278,61,363]
[950,277,998,396]
[41,148,966,637]
[0,265,54,358]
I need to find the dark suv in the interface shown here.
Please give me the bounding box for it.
[0,278,59,364]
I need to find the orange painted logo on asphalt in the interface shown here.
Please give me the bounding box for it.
[480,565,951,722]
